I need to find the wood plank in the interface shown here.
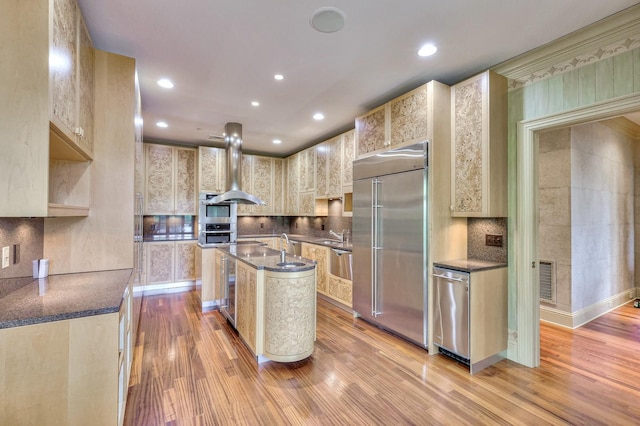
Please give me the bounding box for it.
[124,291,640,425]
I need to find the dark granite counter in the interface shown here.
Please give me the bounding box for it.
[217,244,316,272]
[433,259,507,273]
[240,233,353,251]
[143,234,197,242]
[0,269,132,329]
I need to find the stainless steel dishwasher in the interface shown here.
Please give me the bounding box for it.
[433,267,470,360]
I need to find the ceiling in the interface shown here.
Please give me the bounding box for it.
[78,1,639,156]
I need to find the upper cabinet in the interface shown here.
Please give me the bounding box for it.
[145,144,197,215]
[450,70,507,217]
[0,0,96,217]
[315,136,342,199]
[198,147,226,194]
[237,155,286,217]
[356,83,429,158]
[50,0,94,160]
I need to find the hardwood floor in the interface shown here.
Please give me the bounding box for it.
[124,292,640,425]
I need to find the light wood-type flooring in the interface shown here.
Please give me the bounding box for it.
[124,291,640,425]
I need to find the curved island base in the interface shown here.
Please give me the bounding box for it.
[218,244,317,363]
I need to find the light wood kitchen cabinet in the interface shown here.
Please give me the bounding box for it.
[316,136,343,199]
[356,83,430,159]
[144,144,197,215]
[145,240,197,286]
[342,130,355,217]
[299,147,316,193]
[356,104,388,157]
[198,146,226,193]
[236,261,259,354]
[299,191,316,217]
[450,70,507,217]
[236,155,286,216]
[302,243,328,294]
[327,274,353,307]
[286,154,300,215]
[50,0,95,158]
[1,0,98,217]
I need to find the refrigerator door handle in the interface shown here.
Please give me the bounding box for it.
[372,178,379,317]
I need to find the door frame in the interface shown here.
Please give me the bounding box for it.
[515,92,640,367]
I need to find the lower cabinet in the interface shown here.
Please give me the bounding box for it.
[302,242,352,307]
[0,278,134,425]
[144,240,197,286]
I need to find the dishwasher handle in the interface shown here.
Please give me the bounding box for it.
[433,273,465,282]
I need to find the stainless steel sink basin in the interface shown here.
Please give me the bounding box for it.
[276,261,306,268]
[320,240,342,246]
[329,248,352,280]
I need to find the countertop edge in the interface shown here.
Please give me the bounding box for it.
[433,260,508,273]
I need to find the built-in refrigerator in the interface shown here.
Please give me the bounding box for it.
[352,141,428,347]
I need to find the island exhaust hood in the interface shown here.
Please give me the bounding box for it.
[207,122,266,205]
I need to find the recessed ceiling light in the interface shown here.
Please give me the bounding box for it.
[251,100,260,107]
[156,121,168,128]
[274,74,284,81]
[418,43,437,57]
[273,139,282,144]
[157,78,174,88]
[313,113,325,121]
[310,7,347,33]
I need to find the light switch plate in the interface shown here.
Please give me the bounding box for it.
[2,246,9,268]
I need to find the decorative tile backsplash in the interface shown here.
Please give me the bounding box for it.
[467,218,508,263]
[0,218,44,279]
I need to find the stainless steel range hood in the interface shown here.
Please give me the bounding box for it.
[207,122,266,205]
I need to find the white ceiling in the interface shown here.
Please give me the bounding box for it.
[78,0,639,156]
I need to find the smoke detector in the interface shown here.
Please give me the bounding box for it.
[310,7,346,33]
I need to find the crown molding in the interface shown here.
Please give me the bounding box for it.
[493,4,640,85]
[600,116,640,139]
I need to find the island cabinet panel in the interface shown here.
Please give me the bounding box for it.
[451,70,507,217]
[264,271,317,361]
[302,243,328,294]
[144,144,196,215]
[327,274,353,307]
[198,146,225,193]
[236,262,259,354]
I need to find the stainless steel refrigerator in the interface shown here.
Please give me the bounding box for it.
[352,141,428,347]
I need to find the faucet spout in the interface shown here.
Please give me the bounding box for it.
[329,229,344,242]
[280,233,289,262]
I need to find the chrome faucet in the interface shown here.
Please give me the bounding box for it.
[329,229,344,242]
[280,233,289,263]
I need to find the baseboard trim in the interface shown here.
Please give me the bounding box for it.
[133,280,196,296]
[540,288,637,329]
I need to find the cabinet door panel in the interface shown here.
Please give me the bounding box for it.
[145,145,174,214]
[51,0,78,139]
[389,85,428,146]
[77,15,94,154]
[175,242,196,281]
[252,156,273,216]
[146,243,175,284]
[175,148,196,215]
[327,137,342,196]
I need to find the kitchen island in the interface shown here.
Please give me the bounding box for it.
[217,243,317,363]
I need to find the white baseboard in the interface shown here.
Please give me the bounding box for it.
[540,287,637,329]
[133,280,196,296]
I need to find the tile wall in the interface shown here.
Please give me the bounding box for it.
[467,218,508,263]
[0,218,44,279]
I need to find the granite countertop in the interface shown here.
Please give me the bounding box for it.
[0,269,132,329]
[240,233,353,251]
[217,244,316,272]
[433,259,507,273]
[143,234,197,242]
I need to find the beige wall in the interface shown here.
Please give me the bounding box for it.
[538,122,636,314]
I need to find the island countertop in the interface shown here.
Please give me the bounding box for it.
[216,244,316,272]
[0,269,132,329]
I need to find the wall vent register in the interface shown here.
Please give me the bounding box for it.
[539,260,556,304]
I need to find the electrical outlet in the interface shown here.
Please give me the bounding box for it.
[486,234,503,247]
[2,246,9,269]
[13,244,19,264]
[260,223,264,229]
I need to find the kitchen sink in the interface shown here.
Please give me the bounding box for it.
[320,240,343,246]
[276,261,306,268]
[329,248,352,280]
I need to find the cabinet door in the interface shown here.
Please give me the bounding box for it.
[174,148,196,215]
[302,244,328,294]
[175,241,196,281]
[76,15,94,154]
[50,0,78,141]
[286,154,299,215]
[389,84,429,147]
[237,155,254,216]
[146,242,175,285]
[342,130,355,188]
[272,158,285,216]
[299,148,315,192]
[299,191,315,217]
[145,144,174,214]
[315,142,328,197]
[199,147,225,193]
[356,104,388,157]
[327,136,342,196]
[451,71,507,217]
[252,156,273,216]
[235,262,258,354]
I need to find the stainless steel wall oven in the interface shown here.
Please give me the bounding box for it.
[198,192,237,246]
